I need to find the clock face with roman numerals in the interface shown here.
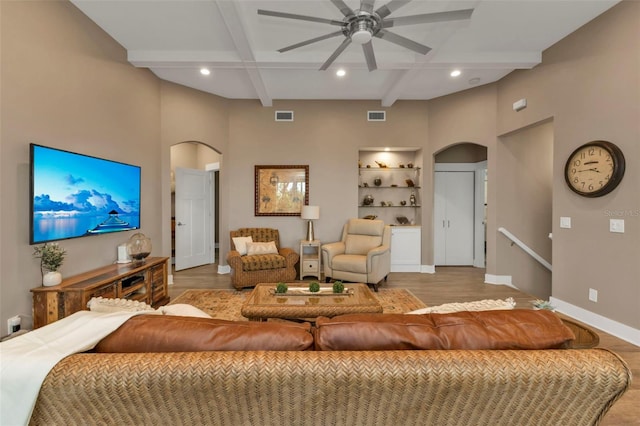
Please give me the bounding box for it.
[564,141,625,197]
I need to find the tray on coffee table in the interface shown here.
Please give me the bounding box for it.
[242,283,382,321]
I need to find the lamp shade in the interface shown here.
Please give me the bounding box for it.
[301,205,320,220]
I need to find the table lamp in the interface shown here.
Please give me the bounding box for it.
[301,205,320,241]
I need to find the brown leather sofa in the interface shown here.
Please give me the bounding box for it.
[31,310,631,425]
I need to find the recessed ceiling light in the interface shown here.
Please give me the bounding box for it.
[200,68,211,76]
[336,69,346,77]
[450,69,461,77]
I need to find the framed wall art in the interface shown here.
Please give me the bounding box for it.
[255,165,309,216]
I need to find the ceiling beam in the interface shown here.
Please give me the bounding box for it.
[214,0,272,107]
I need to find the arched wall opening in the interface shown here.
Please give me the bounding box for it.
[433,142,487,269]
[170,141,221,274]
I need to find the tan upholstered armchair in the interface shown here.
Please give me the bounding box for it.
[227,228,299,290]
[321,218,391,291]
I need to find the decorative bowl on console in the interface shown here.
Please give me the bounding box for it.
[127,233,152,264]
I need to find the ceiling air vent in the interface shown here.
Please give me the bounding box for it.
[368,111,386,122]
[275,111,294,121]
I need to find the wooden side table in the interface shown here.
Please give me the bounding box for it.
[299,240,321,280]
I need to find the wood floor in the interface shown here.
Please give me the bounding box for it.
[171,264,639,426]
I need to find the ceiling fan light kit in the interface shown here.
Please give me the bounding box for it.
[258,0,474,72]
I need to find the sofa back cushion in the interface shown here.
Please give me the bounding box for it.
[344,219,384,255]
[95,315,313,352]
[314,310,575,351]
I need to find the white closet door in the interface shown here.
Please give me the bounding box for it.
[434,171,475,265]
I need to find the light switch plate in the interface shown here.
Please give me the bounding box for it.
[609,219,625,233]
[560,217,571,229]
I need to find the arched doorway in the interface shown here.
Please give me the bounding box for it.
[171,142,221,271]
[433,142,487,267]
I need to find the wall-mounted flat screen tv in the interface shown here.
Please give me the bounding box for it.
[30,143,141,244]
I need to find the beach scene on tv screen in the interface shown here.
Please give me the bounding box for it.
[32,145,140,243]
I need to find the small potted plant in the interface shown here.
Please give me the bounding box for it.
[33,242,66,286]
[275,282,288,294]
[332,281,345,294]
[309,282,320,293]
[531,299,555,311]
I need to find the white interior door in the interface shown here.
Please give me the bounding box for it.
[175,167,213,271]
[434,171,475,265]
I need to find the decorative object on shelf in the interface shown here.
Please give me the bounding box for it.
[396,216,410,225]
[301,205,320,241]
[363,194,374,206]
[380,201,387,206]
[400,200,407,206]
[564,140,625,198]
[358,160,362,168]
[366,164,371,168]
[127,233,152,265]
[409,193,416,206]
[407,162,414,168]
[390,184,398,187]
[387,201,393,206]
[362,182,369,187]
[309,282,320,293]
[405,179,415,187]
[362,215,377,220]
[531,299,555,311]
[275,282,288,294]
[373,177,382,186]
[398,163,405,168]
[375,160,387,168]
[332,281,345,294]
[33,242,66,286]
[255,165,309,216]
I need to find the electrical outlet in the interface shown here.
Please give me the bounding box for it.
[560,217,571,229]
[588,288,598,303]
[7,316,21,335]
[609,219,624,233]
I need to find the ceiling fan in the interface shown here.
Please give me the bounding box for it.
[257,0,474,71]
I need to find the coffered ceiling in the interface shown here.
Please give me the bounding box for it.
[71,0,619,106]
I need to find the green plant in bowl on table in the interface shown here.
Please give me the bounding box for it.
[309,282,320,293]
[275,282,288,294]
[332,281,345,294]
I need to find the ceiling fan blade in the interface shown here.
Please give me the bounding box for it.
[330,0,355,17]
[258,9,343,26]
[278,31,344,53]
[382,8,474,28]
[319,38,352,70]
[375,0,411,19]
[362,41,377,71]
[375,29,431,55]
[360,0,376,14]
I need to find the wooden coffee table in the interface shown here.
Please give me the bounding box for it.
[241,283,383,321]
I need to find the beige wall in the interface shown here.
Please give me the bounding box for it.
[226,100,430,251]
[1,1,638,335]
[496,121,554,299]
[496,1,640,328]
[1,0,161,329]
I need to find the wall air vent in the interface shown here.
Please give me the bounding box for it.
[368,111,386,122]
[275,111,294,121]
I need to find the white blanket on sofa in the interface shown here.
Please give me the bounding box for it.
[0,310,142,426]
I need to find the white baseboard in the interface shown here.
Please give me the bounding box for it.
[391,265,422,273]
[421,265,436,274]
[484,274,516,288]
[218,265,231,274]
[550,297,640,347]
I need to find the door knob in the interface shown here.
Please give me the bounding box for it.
[177,222,186,226]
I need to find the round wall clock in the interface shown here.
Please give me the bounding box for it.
[564,140,625,197]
